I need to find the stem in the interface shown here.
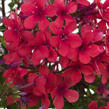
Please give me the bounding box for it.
[19,82,34,89]
[1,0,6,17]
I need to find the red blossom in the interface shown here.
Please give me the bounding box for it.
[51,75,79,109]
[21,0,56,30]
[53,0,77,27]
[2,0,109,109]
[49,21,82,57]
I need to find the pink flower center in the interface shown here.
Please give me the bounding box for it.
[79,43,87,51]
[60,33,68,40]
[73,64,81,71]
[34,7,45,18]
[57,9,67,16]
[57,86,66,95]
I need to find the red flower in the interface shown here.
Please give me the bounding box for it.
[27,72,50,109]
[4,52,21,65]
[7,96,20,105]
[88,101,98,109]
[62,62,95,83]
[93,52,109,84]
[97,0,109,22]
[77,24,104,64]
[21,0,56,30]
[51,75,79,109]
[30,30,57,66]
[3,12,22,44]
[77,0,90,6]
[3,67,28,84]
[88,101,108,109]
[50,21,82,57]
[105,30,109,55]
[38,65,57,92]
[53,0,77,27]
[40,94,50,109]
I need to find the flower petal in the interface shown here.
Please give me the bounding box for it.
[79,51,91,64]
[32,50,43,66]
[58,41,69,56]
[48,48,57,62]
[39,18,49,31]
[102,72,108,84]
[81,65,93,76]
[39,45,49,58]
[45,4,57,17]
[65,18,77,33]
[67,48,78,62]
[50,36,59,47]
[88,101,98,109]
[21,3,35,15]
[4,30,19,42]
[49,22,62,34]
[77,0,90,6]
[66,2,77,14]
[88,44,102,57]
[24,15,37,29]
[41,95,50,109]
[69,34,82,48]
[53,95,64,109]
[93,29,103,42]
[54,0,65,7]
[38,65,49,76]
[64,89,79,103]
[35,0,46,7]
[54,17,64,28]
[32,46,49,66]
[84,74,95,83]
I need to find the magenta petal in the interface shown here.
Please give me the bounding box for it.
[54,0,65,7]
[50,36,59,47]
[64,89,79,103]
[88,101,98,109]
[77,0,90,6]
[24,15,37,29]
[41,95,50,109]
[48,48,57,62]
[58,41,69,57]
[79,51,91,64]
[84,74,95,83]
[102,72,108,84]
[49,22,62,34]
[53,95,64,109]
[45,4,57,17]
[39,45,49,58]
[65,18,77,33]
[81,65,93,76]
[21,3,35,15]
[93,29,103,42]
[32,50,43,66]
[39,18,49,31]
[66,2,77,14]
[69,34,82,48]
[54,17,64,28]
[88,44,102,57]
[4,30,19,42]
[67,48,78,62]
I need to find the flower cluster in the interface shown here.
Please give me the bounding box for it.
[2,0,109,109]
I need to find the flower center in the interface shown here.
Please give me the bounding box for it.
[34,7,44,18]
[60,33,67,40]
[57,86,66,95]
[58,9,67,16]
[79,43,86,51]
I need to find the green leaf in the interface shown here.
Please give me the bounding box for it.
[0,37,6,47]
